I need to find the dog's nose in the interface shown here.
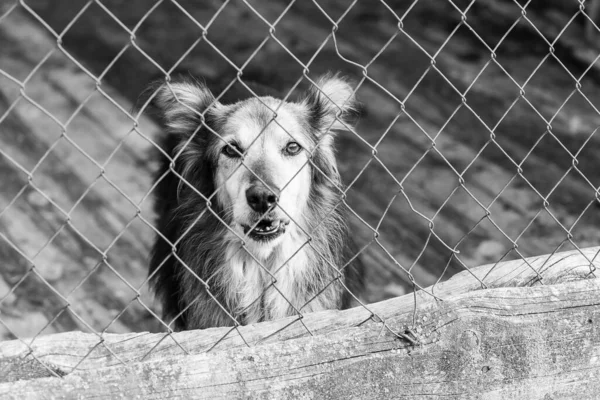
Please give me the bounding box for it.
[246,185,280,213]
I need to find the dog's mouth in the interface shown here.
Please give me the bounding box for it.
[242,219,289,242]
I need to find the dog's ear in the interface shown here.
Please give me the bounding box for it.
[302,73,358,135]
[142,78,223,134]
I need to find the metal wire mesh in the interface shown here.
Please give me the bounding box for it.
[1,0,600,377]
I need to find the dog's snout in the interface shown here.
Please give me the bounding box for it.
[246,185,280,213]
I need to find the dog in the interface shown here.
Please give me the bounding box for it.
[145,74,364,330]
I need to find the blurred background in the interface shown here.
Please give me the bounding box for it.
[2,0,600,340]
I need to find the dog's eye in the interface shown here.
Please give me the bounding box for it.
[284,142,302,156]
[222,143,242,158]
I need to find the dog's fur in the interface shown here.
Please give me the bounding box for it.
[146,74,364,330]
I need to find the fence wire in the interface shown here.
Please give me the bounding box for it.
[1,0,600,377]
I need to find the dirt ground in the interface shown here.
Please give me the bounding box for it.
[2,0,600,339]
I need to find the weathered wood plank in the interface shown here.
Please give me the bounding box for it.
[0,247,597,384]
[1,269,598,399]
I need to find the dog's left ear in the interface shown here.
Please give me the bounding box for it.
[302,73,358,135]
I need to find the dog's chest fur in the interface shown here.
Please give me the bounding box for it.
[220,230,332,324]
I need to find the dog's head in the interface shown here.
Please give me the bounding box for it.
[149,74,357,257]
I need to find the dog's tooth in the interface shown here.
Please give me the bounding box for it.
[248,220,285,236]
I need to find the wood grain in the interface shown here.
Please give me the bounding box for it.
[1,247,598,399]
[1,265,599,399]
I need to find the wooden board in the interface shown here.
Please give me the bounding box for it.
[0,248,599,399]
[0,246,597,375]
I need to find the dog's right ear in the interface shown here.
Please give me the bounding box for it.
[142,78,222,134]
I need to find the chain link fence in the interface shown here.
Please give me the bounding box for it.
[1,0,600,380]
